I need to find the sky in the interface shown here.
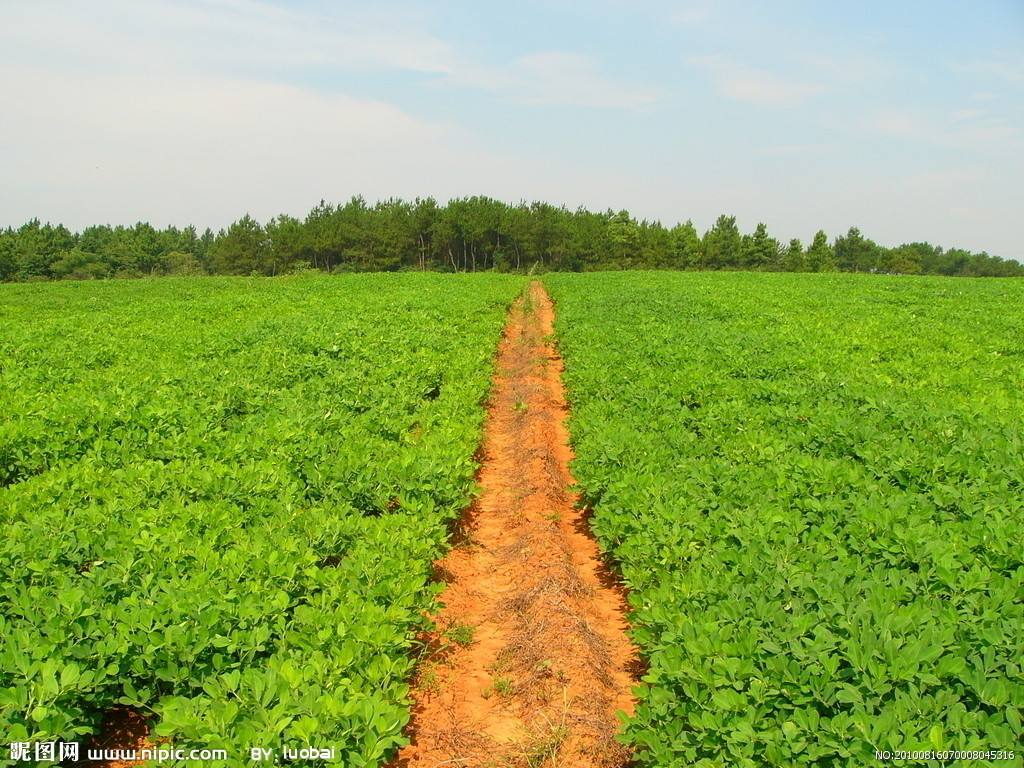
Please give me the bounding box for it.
[1,0,1022,258]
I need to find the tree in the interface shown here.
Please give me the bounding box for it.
[0,228,17,281]
[639,220,673,268]
[130,222,165,274]
[805,230,835,272]
[783,239,805,271]
[3,198,1021,280]
[606,210,640,266]
[412,197,439,270]
[50,249,111,279]
[210,215,268,275]
[834,227,881,272]
[524,202,564,269]
[13,220,52,279]
[300,201,326,271]
[703,215,742,269]
[880,244,924,275]
[740,222,781,269]
[669,220,702,268]
[265,214,309,274]
[368,198,417,271]
[162,251,206,275]
[195,228,216,271]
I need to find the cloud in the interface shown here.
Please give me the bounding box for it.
[1,0,456,78]
[756,143,830,157]
[953,57,1024,86]
[689,55,824,107]
[1,0,1021,260]
[859,108,1021,150]
[794,52,892,87]
[1,1,656,115]
[898,167,986,194]
[669,0,714,27]
[0,65,456,226]
[444,51,661,110]
[0,63,629,231]
[0,0,660,232]
[863,109,922,139]
[951,108,984,122]
[0,0,477,229]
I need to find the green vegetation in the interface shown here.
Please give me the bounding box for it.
[546,272,1024,767]
[483,677,514,699]
[0,273,522,765]
[3,269,1022,765]
[446,623,476,648]
[3,198,1021,281]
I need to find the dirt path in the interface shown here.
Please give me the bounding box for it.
[394,282,637,768]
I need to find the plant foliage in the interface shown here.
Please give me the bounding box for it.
[546,271,1024,767]
[0,273,523,765]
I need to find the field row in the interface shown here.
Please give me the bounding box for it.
[0,274,522,764]
[547,272,1024,766]
[2,272,1022,766]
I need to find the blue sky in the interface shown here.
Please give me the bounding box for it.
[1,0,1022,257]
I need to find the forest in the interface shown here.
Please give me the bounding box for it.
[2,196,1021,281]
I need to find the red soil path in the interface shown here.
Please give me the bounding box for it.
[393,282,637,768]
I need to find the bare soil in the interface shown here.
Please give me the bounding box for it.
[393,281,637,768]
[67,708,151,768]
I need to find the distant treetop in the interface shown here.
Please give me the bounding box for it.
[1,197,1020,281]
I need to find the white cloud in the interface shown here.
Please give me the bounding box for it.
[859,108,1021,150]
[0,63,631,231]
[669,0,714,27]
[0,66,449,226]
[951,108,984,122]
[2,1,657,112]
[0,0,657,229]
[1,0,1021,261]
[899,167,986,194]
[756,143,831,157]
[1,0,455,78]
[444,51,660,110]
[689,55,824,107]
[954,57,1024,86]
[863,109,922,139]
[794,52,892,87]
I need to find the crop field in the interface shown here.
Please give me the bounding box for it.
[0,274,523,764]
[546,272,1024,766]
[1,271,1022,767]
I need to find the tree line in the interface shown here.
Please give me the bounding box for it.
[2,196,1021,281]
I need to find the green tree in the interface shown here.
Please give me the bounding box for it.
[703,215,742,269]
[411,198,439,270]
[3,198,1021,280]
[835,227,880,272]
[13,220,52,279]
[606,210,640,267]
[783,238,805,271]
[265,214,308,274]
[210,215,268,275]
[880,244,924,274]
[50,249,111,279]
[669,220,701,268]
[162,251,206,276]
[130,222,165,275]
[805,230,835,272]
[0,228,16,281]
[740,222,781,269]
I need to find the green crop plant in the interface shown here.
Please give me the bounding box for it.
[545,271,1024,767]
[0,273,523,766]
